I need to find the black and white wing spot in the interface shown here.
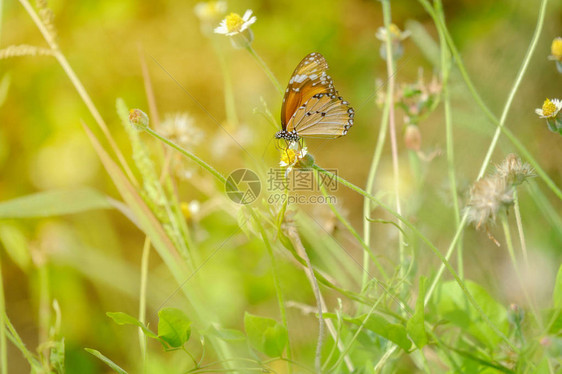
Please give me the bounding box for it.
[286,93,354,139]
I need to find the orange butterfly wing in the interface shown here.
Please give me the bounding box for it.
[280,52,335,129]
[279,52,354,139]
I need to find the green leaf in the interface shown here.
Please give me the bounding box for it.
[407,276,428,349]
[553,264,562,308]
[348,314,411,351]
[50,338,65,374]
[0,224,31,271]
[244,312,288,357]
[0,188,113,219]
[533,357,550,374]
[85,348,128,374]
[157,308,191,348]
[106,312,158,339]
[432,280,508,349]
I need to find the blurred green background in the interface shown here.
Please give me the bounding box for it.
[1,0,561,372]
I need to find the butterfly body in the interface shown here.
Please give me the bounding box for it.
[276,52,354,141]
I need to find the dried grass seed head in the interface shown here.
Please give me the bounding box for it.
[160,113,204,150]
[465,175,514,229]
[494,153,535,186]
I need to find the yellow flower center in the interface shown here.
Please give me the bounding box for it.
[389,24,402,37]
[225,12,244,33]
[551,37,562,58]
[180,202,191,220]
[542,99,557,118]
[281,149,297,165]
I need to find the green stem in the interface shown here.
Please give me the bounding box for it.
[147,125,292,371]
[286,227,323,373]
[420,0,549,306]
[37,261,50,370]
[18,0,138,187]
[319,182,389,282]
[4,317,41,369]
[512,191,529,266]
[418,0,562,202]
[374,345,396,372]
[381,0,406,287]
[329,292,384,372]
[501,214,543,331]
[0,256,7,374]
[313,165,518,352]
[139,237,151,370]
[144,127,227,185]
[246,46,284,95]
[362,93,391,288]
[435,0,463,279]
[246,207,292,373]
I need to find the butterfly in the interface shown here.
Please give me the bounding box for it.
[275,52,354,142]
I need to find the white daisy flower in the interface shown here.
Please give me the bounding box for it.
[159,113,204,150]
[375,23,410,42]
[214,10,256,36]
[535,98,562,119]
[280,144,308,175]
[194,1,226,22]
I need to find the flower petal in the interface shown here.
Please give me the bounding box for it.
[242,9,253,21]
[214,21,228,34]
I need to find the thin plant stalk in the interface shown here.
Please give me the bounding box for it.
[145,127,293,369]
[418,0,562,203]
[362,48,392,291]
[435,0,463,278]
[513,191,529,265]
[138,237,151,370]
[37,259,50,370]
[144,127,227,185]
[246,45,284,95]
[146,126,294,369]
[18,0,138,187]
[313,164,518,352]
[381,0,406,284]
[138,44,161,128]
[246,207,293,373]
[0,255,7,374]
[374,345,396,372]
[286,226,324,374]
[500,215,543,330]
[422,0,548,306]
[5,318,41,370]
[328,291,384,372]
[84,121,237,368]
[319,183,389,282]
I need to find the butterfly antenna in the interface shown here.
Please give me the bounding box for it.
[260,136,277,161]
